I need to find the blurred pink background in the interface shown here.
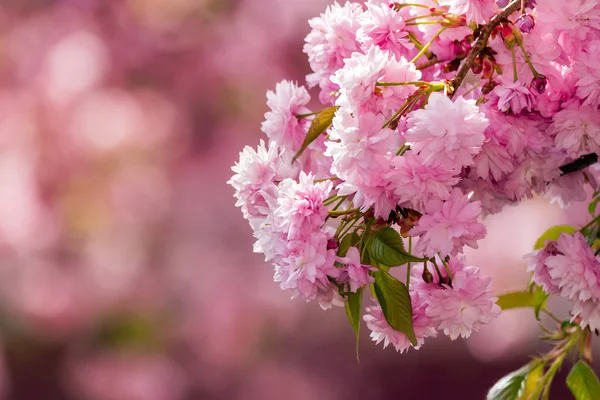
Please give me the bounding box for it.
[0,0,594,399]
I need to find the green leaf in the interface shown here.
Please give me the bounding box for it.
[369,227,426,267]
[519,362,544,400]
[533,225,577,250]
[589,197,600,216]
[345,287,363,360]
[487,365,530,400]
[338,232,360,257]
[567,361,600,400]
[373,270,416,346]
[292,106,339,163]
[497,290,548,319]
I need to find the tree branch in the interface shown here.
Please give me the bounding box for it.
[559,153,598,176]
[448,0,521,98]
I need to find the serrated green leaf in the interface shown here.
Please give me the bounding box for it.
[373,270,416,346]
[292,106,339,163]
[567,361,600,400]
[338,232,360,258]
[487,365,530,400]
[369,227,426,267]
[345,287,363,361]
[497,290,548,319]
[519,362,544,400]
[533,225,577,250]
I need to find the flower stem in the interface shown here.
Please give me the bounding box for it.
[328,208,360,217]
[376,81,433,87]
[406,236,413,287]
[411,28,445,64]
[511,47,518,82]
[295,111,320,119]
[517,40,541,78]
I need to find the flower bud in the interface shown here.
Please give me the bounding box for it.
[482,80,498,94]
[482,58,494,79]
[422,264,434,284]
[471,58,483,75]
[441,13,467,28]
[531,75,548,94]
[327,238,339,250]
[516,13,535,33]
[499,23,520,49]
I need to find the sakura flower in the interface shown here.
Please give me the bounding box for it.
[357,2,414,59]
[261,80,312,151]
[492,78,536,114]
[229,140,289,220]
[526,240,562,296]
[404,92,488,170]
[573,299,600,332]
[304,2,363,104]
[336,247,375,292]
[438,0,498,24]
[541,232,600,302]
[275,231,341,305]
[551,104,600,158]
[412,188,486,257]
[331,46,421,114]
[275,172,333,241]
[386,151,460,211]
[363,298,437,353]
[424,264,501,340]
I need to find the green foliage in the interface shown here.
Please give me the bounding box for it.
[369,227,426,267]
[487,365,531,400]
[345,288,363,360]
[292,106,339,163]
[533,225,576,250]
[566,361,600,400]
[497,289,548,320]
[373,269,416,345]
[338,232,360,257]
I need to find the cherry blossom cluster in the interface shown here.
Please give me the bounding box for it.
[229,0,600,358]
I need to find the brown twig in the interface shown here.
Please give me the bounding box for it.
[416,56,441,70]
[447,0,521,98]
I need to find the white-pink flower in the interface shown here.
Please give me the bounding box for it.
[275,231,341,304]
[275,172,333,241]
[261,80,312,150]
[492,78,536,114]
[438,0,498,24]
[424,263,501,340]
[336,247,375,292]
[405,92,488,170]
[551,103,600,158]
[304,2,363,104]
[357,2,414,59]
[542,232,600,302]
[331,46,421,114]
[387,151,460,211]
[573,299,600,332]
[412,188,486,257]
[363,297,437,353]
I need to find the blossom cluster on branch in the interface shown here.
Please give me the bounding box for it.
[230,0,600,397]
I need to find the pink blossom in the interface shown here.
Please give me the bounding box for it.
[363,298,437,353]
[573,299,600,332]
[275,172,333,240]
[542,232,600,302]
[526,241,562,296]
[412,188,486,257]
[424,263,501,340]
[336,247,375,292]
[386,151,460,211]
[357,2,414,59]
[275,231,341,306]
[261,80,312,150]
[472,137,515,181]
[405,92,488,170]
[331,46,421,114]
[545,171,588,208]
[551,103,600,158]
[492,77,536,114]
[229,140,290,220]
[437,0,498,24]
[304,2,363,104]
